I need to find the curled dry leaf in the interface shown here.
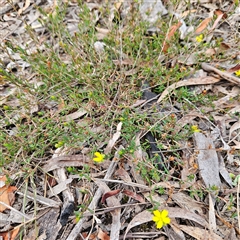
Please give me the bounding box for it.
[115,167,132,182]
[101,189,121,203]
[201,62,240,85]
[218,153,233,187]
[228,64,240,73]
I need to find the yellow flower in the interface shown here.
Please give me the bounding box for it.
[235,70,240,77]
[196,34,204,43]
[55,141,64,148]
[93,152,105,163]
[152,209,170,229]
[191,125,201,132]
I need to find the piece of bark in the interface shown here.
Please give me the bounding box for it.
[193,132,221,189]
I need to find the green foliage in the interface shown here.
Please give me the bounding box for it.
[1,1,239,202]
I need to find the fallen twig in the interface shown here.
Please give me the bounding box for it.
[201,62,240,85]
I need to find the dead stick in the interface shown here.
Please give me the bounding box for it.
[201,63,240,85]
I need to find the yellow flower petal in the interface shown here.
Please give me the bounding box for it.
[164,217,171,224]
[153,210,161,218]
[93,152,105,163]
[196,34,204,43]
[191,125,200,132]
[235,70,240,77]
[152,209,170,229]
[152,216,159,222]
[161,209,168,218]
[156,220,163,229]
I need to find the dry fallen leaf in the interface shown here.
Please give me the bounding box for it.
[157,76,220,103]
[193,132,221,189]
[123,207,208,240]
[178,225,223,240]
[228,64,240,73]
[195,17,212,34]
[122,189,145,203]
[210,12,224,31]
[97,228,110,240]
[114,0,124,11]
[208,193,217,232]
[104,122,122,154]
[214,9,227,19]
[0,227,20,240]
[181,9,197,18]
[0,176,17,212]
[171,192,204,215]
[229,121,240,149]
[81,232,97,239]
[62,108,87,121]
[115,167,132,182]
[42,154,92,172]
[18,0,31,15]
[101,189,121,203]
[58,97,65,111]
[162,21,182,53]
